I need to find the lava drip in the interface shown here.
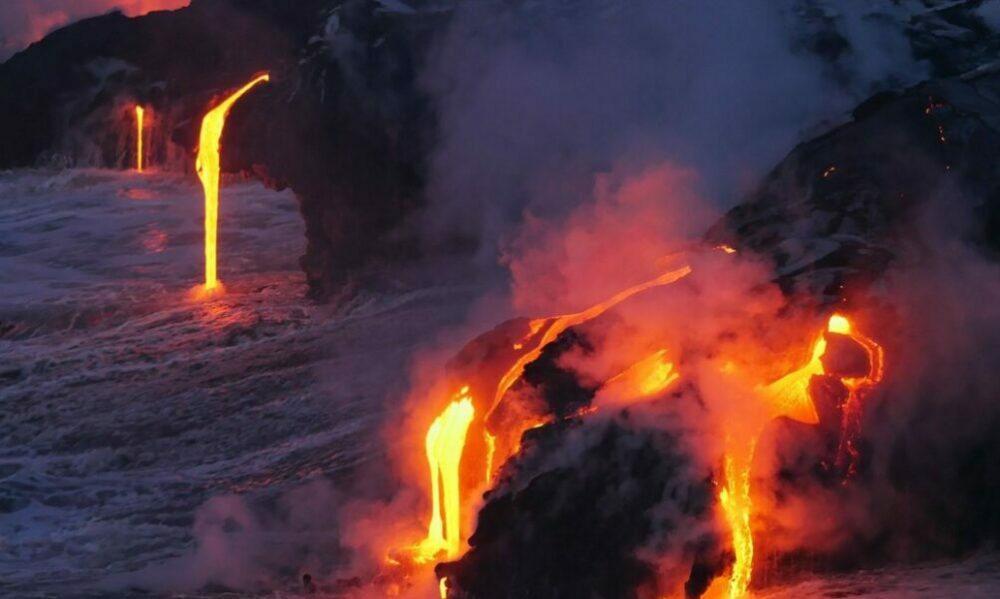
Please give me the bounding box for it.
[196,73,270,292]
[826,315,885,480]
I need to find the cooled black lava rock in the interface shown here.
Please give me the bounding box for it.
[517,328,599,419]
[436,419,726,599]
[707,68,1000,301]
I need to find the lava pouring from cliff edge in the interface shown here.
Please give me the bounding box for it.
[196,73,269,293]
[134,106,145,173]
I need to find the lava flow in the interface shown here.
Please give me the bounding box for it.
[827,315,885,479]
[716,314,884,598]
[196,73,270,292]
[134,106,145,173]
[415,387,476,563]
[395,252,882,599]
[483,262,693,480]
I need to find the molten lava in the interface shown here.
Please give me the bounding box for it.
[483,263,692,482]
[719,442,755,599]
[417,388,476,563]
[716,314,884,598]
[826,315,884,479]
[606,349,680,400]
[489,263,692,420]
[196,73,270,291]
[398,254,883,599]
[134,106,145,173]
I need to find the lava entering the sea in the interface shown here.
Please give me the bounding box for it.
[195,73,270,293]
[134,106,145,173]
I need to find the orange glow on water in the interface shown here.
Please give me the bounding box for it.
[196,73,269,291]
[134,106,145,173]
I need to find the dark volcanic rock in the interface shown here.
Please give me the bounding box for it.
[436,419,725,599]
[708,69,1000,301]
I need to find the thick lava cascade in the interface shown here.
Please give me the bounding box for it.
[134,106,145,173]
[719,441,756,599]
[196,73,270,291]
[395,262,694,577]
[416,388,476,563]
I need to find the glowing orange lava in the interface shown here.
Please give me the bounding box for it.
[490,264,692,420]
[606,349,680,400]
[717,314,883,597]
[483,263,692,481]
[134,106,145,173]
[416,387,476,563]
[196,73,270,291]
[826,314,884,479]
[719,439,756,599]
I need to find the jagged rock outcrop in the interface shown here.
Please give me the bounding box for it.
[707,67,1000,301]
[436,420,725,599]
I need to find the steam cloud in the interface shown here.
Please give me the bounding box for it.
[0,0,190,61]
[420,0,925,266]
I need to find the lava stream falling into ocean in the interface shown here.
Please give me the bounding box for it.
[134,106,145,173]
[720,439,757,599]
[196,73,270,292]
[716,314,883,598]
[416,387,476,563]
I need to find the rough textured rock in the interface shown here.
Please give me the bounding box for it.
[436,419,725,599]
[707,69,1000,300]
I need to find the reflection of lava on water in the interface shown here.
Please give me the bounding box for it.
[140,226,168,254]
